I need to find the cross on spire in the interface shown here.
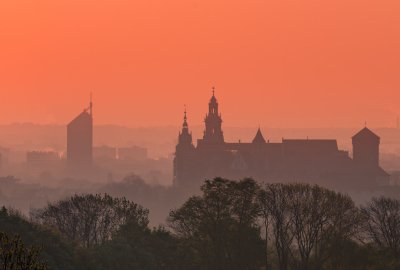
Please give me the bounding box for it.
[212,87,215,96]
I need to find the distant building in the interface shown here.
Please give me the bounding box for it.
[118,146,148,161]
[67,97,93,170]
[174,91,390,189]
[26,151,60,167]
[0,147,10,167]
[93,145,117,160]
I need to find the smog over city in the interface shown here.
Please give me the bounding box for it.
[1,0,400,269]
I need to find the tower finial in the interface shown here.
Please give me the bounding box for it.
[212,86,215,96]
[365,120,367,127]
[182,104,188,129]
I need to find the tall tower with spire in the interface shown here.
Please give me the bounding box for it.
[174,107,196,187]
[203,88,224,143]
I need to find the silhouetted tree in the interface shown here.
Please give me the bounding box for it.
[259,184,294,270]
[32,194,149,248]
[0,231,48,270]
[258,183,360,270]
[169,178,264,270]
[361,197,400,259]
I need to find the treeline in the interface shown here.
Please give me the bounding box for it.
[1,178,400,270]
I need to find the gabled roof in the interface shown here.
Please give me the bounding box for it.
[252,128,266,144]
[352,127,380,140]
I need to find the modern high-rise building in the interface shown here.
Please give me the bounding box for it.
[67,96,93,170]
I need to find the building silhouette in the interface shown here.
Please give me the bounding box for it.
[27,151,60,167]
[174,91,389,189]
[67,96,93,170]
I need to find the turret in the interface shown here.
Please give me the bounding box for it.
[178,107,193,146]
[352,127,380,168]
[174,107,196,187]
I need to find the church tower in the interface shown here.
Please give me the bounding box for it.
[203,88,224,143]
[173,108,196,187]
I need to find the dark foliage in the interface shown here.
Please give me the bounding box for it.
[32,193,149,248]
[169,178,264,270]
[1,178,400,270]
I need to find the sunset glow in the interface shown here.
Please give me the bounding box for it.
[1,0,399,127]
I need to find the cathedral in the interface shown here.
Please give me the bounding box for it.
[173,91,389,189]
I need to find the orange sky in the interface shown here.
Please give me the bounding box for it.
[0,0,399,128]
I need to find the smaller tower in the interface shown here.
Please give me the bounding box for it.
[178,107,193,146]
[352,127,380,168]
[174,107,196,187]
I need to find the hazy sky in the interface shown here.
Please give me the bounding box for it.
[0,0,399,128]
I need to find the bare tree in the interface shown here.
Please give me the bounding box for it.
[261,184,294,270]
[288,184,360,270]
[259,183,360,270]
[361,197,400,257]
[31,193,149,248]
[257,186,271,270]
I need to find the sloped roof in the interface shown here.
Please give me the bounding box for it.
[67,110,92,127]
[352,127,380,140]
[252,128,267,144]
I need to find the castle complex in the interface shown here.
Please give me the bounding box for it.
[173,91,389,189]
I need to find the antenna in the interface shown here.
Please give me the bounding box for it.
[90,92,93,116]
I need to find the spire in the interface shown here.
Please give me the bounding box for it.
[183,105,188,129]
[210,87,217,104]
[252,128,266,144]
[178,105,193,145]
[397,116,399,129]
